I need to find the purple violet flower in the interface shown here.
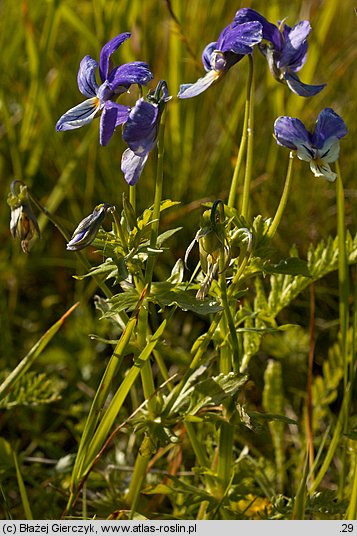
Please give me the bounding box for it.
[234,8,325,97]
[177,20,262,99]
[121,80,171,185]
[274,108,347,181]
[56,33,153,146]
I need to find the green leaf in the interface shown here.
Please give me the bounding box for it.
[259,257,311,277]
[74,257,128,283]
[157,227,183,247]
[0,438,13,473]
[108,288,140,315]
[151,282,223,315]
[12,449,33,520]
[165,474,215,506]
[141,484,173,495]
[195,372,248,406]
[248,411,298,426]
[168,259,185,284]
[177,372,248,416]
[0,371,63,409]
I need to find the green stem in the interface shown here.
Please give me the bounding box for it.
[219,316,231,375]
[127,104,167,515]
[227,235,252,299]
[217,246,237,499]
[227,54,254,209]
[336,160,350,499]
[13,449,33,520]
[217,421,234,493]
[185,421,210,468]
[111,207,128,254]
[137,306,157,417]
[126,434,153,517]
[347,451,357,520]
[267,152,294,239]
[309,383,351,494]
[138,107,167,416]
[336,161,349,388]
[241,54,255,220]
[219,247,239,370]
[185,420,216,511]
[129,184,136,217]
[144,108,167,290]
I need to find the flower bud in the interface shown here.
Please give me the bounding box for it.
[7,181,40,254]
[66,203,113,251]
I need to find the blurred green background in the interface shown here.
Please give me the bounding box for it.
[0,0,356,518]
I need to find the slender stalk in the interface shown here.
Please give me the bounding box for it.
[217,421,234,494]
[217,223,237,505]
[336,160,350,499]
[241,54,255,220]
[336,161,350,388]
[126,435,153,517]
[219,245,239,370]
[129,184,136,217]
[185,420,216,518]
[309,383,351,494]
[219,316,231,375]
[144,108,167,289]
[111,207,128,254]
[227,54,254,209]
[347,451,357,520]
[227,228,253,299]
[267,151,294,239]
[128,103,167,515]
[292,453,309,520]
[185,421,210,468]
[82,482,87,521]
[137,306,157,417]
[13,450,33,520]
[306,284,315,478]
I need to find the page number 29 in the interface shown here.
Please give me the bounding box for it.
[340,525,354,533]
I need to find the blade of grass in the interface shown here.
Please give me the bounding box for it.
[0,483,12,520]
[0,303,78,400]
[346,450,357,520]
[336,161,350,499]
[69,318,167,516]
[309,384,351,494]
[292,452,309,520]
[12,449,33,520]
[82,318,167,472]
[69,308,140,493]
